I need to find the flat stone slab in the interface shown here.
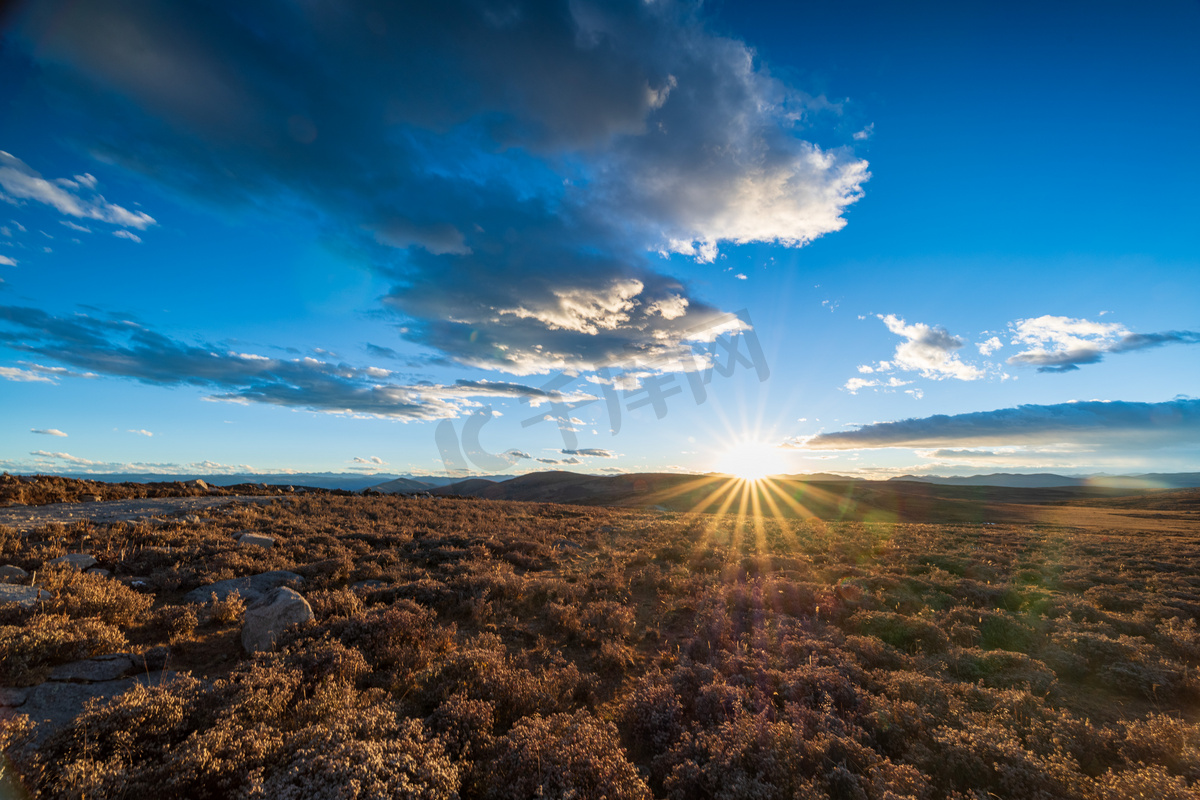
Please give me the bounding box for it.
[0,495,277,533]
[238,533,275,549]
[0,687,28,707]
[350,579,388,592]
[47,654,136,683]
[184,570,304,604]
[0,584,52,608]
[0,565,28,584]
[6,671,178,746]
[49,553,97,571]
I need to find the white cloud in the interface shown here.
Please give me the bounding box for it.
[127,429,154,437]
[112,230,143,243]
[14,450,284,475]
[849,315,983,391]
[0,256,15,267]
[844,376,910,394]
[499,279,645,336]
[31,428,68,437]
[1011,314,1125,352]
[352,456,387,465]
[29,450,101,465]
[880,314,983,380]
[60,220,92,233]
[0,151,155,230]
[646,293,689,320]
[0,366,55,383]
[976,336,1003,356]
[1006,315,1200,372]
[654,141,869,262]
[853,123,875,141]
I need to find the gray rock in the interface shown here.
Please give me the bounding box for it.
[238,533,275,549]
[350,579,388,592]
[14,671,178,746]
[0,687,28,707]
[185,479,210,491]
[553,539,583,550]
[48,654,136,683]
[49,553,97,571]
[0,584,52,608]
[87,567,113,579]
[183,570,304,604]
[0,565,28,584]
[241,587,314,653]
[81,494,102,503]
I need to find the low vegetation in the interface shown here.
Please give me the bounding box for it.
[2,484,1199,798]
[0,473,288,507]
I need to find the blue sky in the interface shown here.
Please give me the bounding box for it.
[1,0,1197,479]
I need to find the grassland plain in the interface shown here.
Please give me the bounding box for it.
[2,477,1200,798]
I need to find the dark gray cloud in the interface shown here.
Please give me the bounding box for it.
[8,0,867,374]
[364,344,400,360]
[562,448,616,458]
[0,305,569,419]
[805,398,1200,450]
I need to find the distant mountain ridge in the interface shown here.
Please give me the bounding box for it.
[891,472,1200,489]
[11,469,1200,493]
[6,472,508,492]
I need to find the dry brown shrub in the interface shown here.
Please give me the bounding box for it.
[1097,765,1194,800]
[147,604,199,644]
[39,566,153,625]
[428,692,496,761]
[0,613,128,685]
[580,599,636,646]
[251,714,458,800]
[6,488,1200,799]
[305,587,363,621]
[204,590,246,626]
[486,710,650,800]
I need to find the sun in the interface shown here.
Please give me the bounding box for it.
[715,440,790,482]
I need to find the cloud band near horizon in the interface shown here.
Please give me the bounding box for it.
[0,305,590,419]
[801,398,1200,450]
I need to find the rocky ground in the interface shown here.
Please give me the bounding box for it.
[2,485,1200,799]
[0,495,280,533]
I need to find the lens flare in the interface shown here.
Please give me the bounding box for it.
[715,440,789,482]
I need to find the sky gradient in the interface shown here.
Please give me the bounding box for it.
[1,0,1198,479]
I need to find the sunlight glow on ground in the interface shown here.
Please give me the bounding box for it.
[714,440,790,482]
